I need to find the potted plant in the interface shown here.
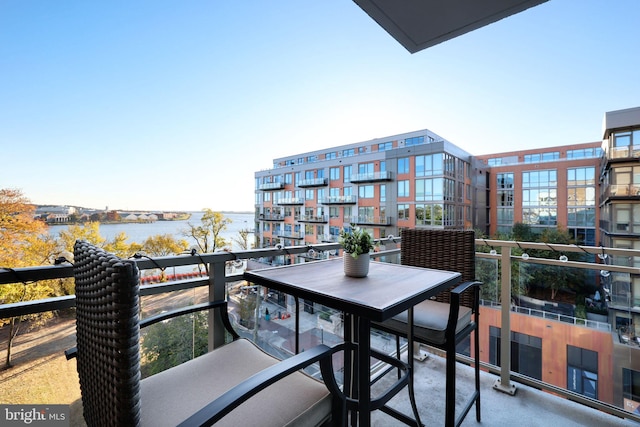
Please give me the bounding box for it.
[339,224,375,277]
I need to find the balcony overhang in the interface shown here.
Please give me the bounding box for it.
[353,0,548,53]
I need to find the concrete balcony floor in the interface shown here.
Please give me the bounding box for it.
[371,351,636,427]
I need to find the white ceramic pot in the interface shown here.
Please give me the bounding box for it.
[343,253,369,278]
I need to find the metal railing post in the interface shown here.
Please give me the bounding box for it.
[209,259,227,351]
[494,245,517,395]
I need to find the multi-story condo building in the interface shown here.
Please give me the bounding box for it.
[475,142,602,245]
[598,107,640,408]
[254,129,489,249]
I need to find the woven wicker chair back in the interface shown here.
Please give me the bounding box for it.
[400,229,476,308]
[73,240,142,426]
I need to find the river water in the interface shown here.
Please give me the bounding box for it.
[47,212,255,251]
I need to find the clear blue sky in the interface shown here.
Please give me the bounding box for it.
[2,1,639,212]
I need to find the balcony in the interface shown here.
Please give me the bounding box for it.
[350,171,394,183]
[2,241,640,425]
[605,145,640,161]
[298,214,328,223]
[259,213,284,221]
[321,195,357,205]
[276,197,305,205]
[297,178,328,188]
[275,231,304,240]
[606,184,640,198]
[258,182,285,191]
[350,215,392,225]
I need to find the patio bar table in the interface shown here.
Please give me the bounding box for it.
[244,257,461,426]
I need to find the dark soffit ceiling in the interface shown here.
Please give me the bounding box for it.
[353,0,548,53]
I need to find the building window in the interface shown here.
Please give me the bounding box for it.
[380,184,386,203]
[623,368,640,412]
[496,172,515,230]
[342,148,355,157]
[398,158,410,174]
[524,152,559,163]
[378,141,393,151]
[326,152,337,160]
[567,167,596,233]
[416,178,443,201]
[490,327,542,380]
[358,207,374,222]
[522,169,557,227]
[343,165,352,183]
[566,148,602,159]
[488,158,503,166]
[416,203,443,226]
[305,189,314,200]
[398,180,410,198]
[358,185,374,199]
[611,165,640,196]
[358,162,375,178]
[330,167,340,181]
[285,173,292,184]
[405,136,424,146]
[567,345,598,399]
[397,204,409,220]
[415,153,443,177]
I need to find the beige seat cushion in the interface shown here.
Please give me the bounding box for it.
[383,300,472,346]
[141,338,332,427]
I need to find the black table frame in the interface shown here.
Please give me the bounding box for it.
[244,258,461,427]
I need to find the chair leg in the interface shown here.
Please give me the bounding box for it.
[396,335,401,379]
[445,346,456,427]
[474,326,481,421]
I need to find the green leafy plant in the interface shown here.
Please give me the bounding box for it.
[339,224,375,258]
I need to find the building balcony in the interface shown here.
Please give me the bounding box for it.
[298,214,328,223]
[258,182,285,191]
[259,213,284,221]
[297,178,328,188]
[321,234,340,243]
[275,231,304,240]
[605,145,640,161]
[320,195,357,205]
[606,184,640,198]
[350,171,394,183]
[2,240,640,425]
[276,197,305,205]
[350,215,392,225]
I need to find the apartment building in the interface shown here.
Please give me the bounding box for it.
[474,141,602,245]
[597,107,640,409]
[254,129,488,248]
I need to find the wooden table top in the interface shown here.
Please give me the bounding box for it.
[244,258,461,322]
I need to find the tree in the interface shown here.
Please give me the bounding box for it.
[232,228,254,251]
[139,234,189,281]
[532,227,586,300]
[183,209,232,254]
[104,231,142,258]
[0,188,55,368]
[140,312,208,376]
[141,234,189,257]
[56,221,105,253]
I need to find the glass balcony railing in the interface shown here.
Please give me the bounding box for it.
[2,239,640,424]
